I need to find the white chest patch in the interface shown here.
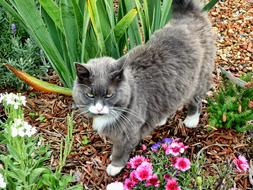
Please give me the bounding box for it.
[92,114,117,132]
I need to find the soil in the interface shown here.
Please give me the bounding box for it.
[0,0,253,189]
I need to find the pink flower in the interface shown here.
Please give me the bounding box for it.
[173,157,191,172]
[145,174,160,187]
[165,178,181,190]
[141,144,147,151]
[135,162,153,181]
[124,178,135,190]
[165,141,188,156]
[128,155,149,169]
[163,174,171,181]
[233,155,249,172]
[106,181,124,190]
[129,171,139,184]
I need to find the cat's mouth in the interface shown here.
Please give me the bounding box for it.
[94,113,107,116]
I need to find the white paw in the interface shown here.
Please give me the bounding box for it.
[106,164,124,176]
[158,118,167,126]
[109,155,112,161]
[183,113,200,128]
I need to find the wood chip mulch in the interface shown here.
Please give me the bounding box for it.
[0,0,252,189]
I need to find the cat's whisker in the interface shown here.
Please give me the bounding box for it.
[112,111,130,137]
[112,107,145,123]
[74,104,88,109]
[110,111,129,139]
[112,111,131,140]
[118,113,136,130]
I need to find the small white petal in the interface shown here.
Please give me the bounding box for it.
[11,127,18,137]
[20,96,26,106]
[18,127,25,137]
[0,181,6,188]
[0,94,4,103]
[14,119,23,127]
[14,103,19,109]
[30,127,37,136]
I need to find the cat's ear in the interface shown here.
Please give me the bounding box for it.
[110,69,124,82]
[110,56,126,82]
[75,63,90,82]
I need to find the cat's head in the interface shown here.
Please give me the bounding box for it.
[73,57,131,123]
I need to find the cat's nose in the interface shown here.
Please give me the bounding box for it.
[95,103,104,113]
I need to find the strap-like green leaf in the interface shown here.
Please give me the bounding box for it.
[87,0,106,55]
[160,0,172,28]
[203,0,218,11]
[114,8,138,42]
[60,0,80,78]
[39,0,64,32]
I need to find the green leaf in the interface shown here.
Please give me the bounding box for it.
[39,0,64,32]
[160,0,173,28]
[81,1,91,62]
[7,144,20,162]
[29,167,50,184]
[114,8,138,42]
[202,0,218,11]
[4,64,72,96]
[119,0,142,50]
[60,0,80,78]
[82,135,89,145]
[87,0,106,55]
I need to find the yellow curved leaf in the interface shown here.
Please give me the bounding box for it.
[4,64,72,96]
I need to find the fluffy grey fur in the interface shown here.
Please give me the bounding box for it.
[73,0,216,176]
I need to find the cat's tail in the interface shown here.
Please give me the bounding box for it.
[172,0,201,17]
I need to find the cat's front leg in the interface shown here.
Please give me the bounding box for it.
[106,136,139,176]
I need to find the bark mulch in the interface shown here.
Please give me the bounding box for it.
[1,0,252,189]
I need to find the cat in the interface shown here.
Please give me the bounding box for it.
[73,0,216,176]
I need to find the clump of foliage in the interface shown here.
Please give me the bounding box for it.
[208,73,253,132]
[0,7,49,90]
[0,93,82,189]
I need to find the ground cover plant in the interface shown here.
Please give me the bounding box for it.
[0,7,49,90]
[208,72,253,132]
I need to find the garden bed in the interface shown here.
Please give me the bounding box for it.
[0,0,252,189]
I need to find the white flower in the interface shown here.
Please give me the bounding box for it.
[5,94,15,105]
[13,102,19,110]
[0,94,4,103]
[13,119,23,127]
[28,127,37,137]
[10,119,36,138]
[0,93,26,109]
[19,96,26,106]
[106,182,124,190]
[0,173,6,188]
[18,127,26,137]
[11,127,18,137]
[25,124,37,137]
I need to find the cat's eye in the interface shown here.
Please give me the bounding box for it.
[86,92,94,98]
[105,92,113,98]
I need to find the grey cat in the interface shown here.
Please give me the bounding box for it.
[73,0,216,176]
